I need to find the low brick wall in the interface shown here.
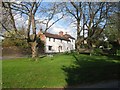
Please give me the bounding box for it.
[2,46,45,59]
[2,46,31,57]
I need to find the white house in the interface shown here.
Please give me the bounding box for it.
[38,31,75,53]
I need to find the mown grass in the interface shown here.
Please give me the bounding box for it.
[2,53,75,88]
[2,53,120,88]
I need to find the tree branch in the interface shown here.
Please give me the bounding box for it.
[45,14,64,32]
[7,2,18,32]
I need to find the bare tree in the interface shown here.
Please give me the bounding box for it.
[2,1,64,58]
[64,2,85,52]
[36,2,65,32]
[84,2,117,48]
[64,2,116,52]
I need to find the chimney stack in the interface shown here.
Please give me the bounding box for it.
[59,31,63,37]
[37,27,43,37]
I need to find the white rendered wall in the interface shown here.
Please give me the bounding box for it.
[45,37,75,53]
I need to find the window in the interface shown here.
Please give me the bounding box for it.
[72,45,73,49]
[72,39,73,42]
[48,46,52,51]
[61,46,62,50]
[58,46,62,52]
[53,38,55,42]
[67,47,68,50]
[49,38,51,41]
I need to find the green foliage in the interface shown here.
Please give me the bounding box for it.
[2,30,29,49]
[2,38,29,49]
[117,50,120,56]
[36,37,45,54]
[91,48,103,56]
[64,51,69,55]
[104,12,120,41]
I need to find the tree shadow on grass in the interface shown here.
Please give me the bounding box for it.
[62,54,120,87]
[106,55,120,61]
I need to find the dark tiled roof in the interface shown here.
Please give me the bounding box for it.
[44,32,75,41]
[63,34,75,40]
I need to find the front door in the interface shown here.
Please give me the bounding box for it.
[58,46,62,52]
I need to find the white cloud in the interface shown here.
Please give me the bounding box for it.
[48,23,77,39]
[13,13,77,39]
[40,14,77,39]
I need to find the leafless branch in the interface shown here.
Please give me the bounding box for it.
[45,14,64,32]
[7,2,18,32]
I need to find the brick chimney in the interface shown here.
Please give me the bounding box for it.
[37,28,46,42]
[59,31,63,37]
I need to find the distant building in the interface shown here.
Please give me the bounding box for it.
[37,31,75,53]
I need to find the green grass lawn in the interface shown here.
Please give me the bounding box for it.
[2,53,120,88]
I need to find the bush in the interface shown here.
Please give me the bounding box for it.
[117,50,120,56]
[2,38,29,48]
[91,48,103,56]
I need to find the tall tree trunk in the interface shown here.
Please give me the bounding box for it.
[87,39,92,49]
[118,38,120,45]
[31,14,38,58]
[76,19,81,52]
[76,39,80,52]
[87,27,92,49]
[31,41,38,58]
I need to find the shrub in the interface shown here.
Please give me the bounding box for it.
[91,48,103,56]
[2,38,29,48]
[117,50,120,56]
